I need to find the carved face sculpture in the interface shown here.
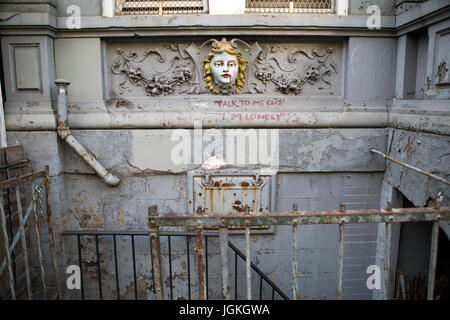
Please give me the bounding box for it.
[210,52,239,85]
[204,39,248,94]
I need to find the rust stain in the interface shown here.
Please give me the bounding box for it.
[118,208,125,230]
[210,188,214,213]
[121,277,149,300]
[71,199,104,229]
[404,136,415,158]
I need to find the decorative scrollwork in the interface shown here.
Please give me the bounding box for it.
[110,40,339,96]
[254,46,337,94]
[111,47,195,96]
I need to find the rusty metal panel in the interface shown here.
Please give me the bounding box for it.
[188,170,277,233]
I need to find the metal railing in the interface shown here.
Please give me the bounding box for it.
[245,0,335,14]
[115,0,207,15]
[151,204,448,300]
[62,204,448,300]
[0,167,62,300]
[62,229,289,300]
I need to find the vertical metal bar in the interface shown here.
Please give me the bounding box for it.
[186,236,191,300]
[15,185,32,299]
[259,276,263,300]
[76,235,84,300]
[219,227,230,300]
[168,235,173,300]
[131,235,138,300]
[44,167,62,299]
[4,185,17,289]
[384,221,392,300]
[3,151,18,290]
[205,235,209,300]
[32,190,47,300]
[427,220,439,300]
[95,235,103,300]
[337,222,345,300]
[148,206,164,300]
[234,251,237,300]
[0,197,16,299]
[292,222,298,300]
[197,225,206,300]
[272,287,274,300]
[245,224,251,300]
[113,235,120,300]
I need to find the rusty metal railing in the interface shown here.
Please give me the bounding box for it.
[62,204,448,300]
[115,0,207,16]
[62,228,289,300]
[150,205,449,300]
[0,167,62,300]
[245,0,335,14]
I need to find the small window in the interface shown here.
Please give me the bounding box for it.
[115,0,207,16]
[245,0,335,14]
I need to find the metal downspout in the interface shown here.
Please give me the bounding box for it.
[55,79,120,187]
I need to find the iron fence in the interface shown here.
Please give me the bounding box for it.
[62,229,289,300]
[0,167,62,300]
[61,204,448,300]
[151,205,448,300]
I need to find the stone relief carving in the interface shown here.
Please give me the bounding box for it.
[253,46,336,94]
[111,46,195,96]
[110,39,339,96]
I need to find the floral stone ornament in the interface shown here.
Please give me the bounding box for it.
[203,38,248,94]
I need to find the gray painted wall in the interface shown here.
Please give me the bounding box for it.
[0,0,449,300]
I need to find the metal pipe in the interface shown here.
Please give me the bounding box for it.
[292,222,298,300]
[371,149,450,186]
[148,206,164,300]
[427,220,439,300]
[55,80,120,187]
[219,227,230,300]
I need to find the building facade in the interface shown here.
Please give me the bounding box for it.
[0,0,449,300]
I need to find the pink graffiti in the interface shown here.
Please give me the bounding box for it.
[214,98,285,108]
[222,113,282,121]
